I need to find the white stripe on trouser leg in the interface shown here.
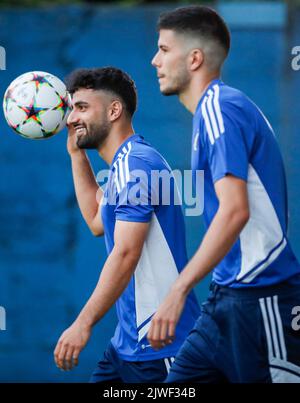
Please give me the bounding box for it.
[259,297,274,360]
[164,358,171,373]
[266,296,281,359]
[260,295,300,382]
[272,295,287,361]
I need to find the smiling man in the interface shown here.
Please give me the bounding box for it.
[53,67,199,382]
[148,5,300,383]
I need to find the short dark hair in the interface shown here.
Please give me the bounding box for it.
[66,67,137,117]
[157,5,230,57]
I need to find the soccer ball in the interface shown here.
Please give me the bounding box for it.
[3,71,71,139]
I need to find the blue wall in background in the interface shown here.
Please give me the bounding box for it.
[0,2,299,382]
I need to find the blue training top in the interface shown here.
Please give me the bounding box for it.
[101,134,200,361]
[192,79,300,288]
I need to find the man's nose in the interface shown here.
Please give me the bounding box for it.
[151,52,160,68]
[67,108,77,127]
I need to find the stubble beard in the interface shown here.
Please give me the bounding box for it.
[161,65,190,97]
[77,120,111,150]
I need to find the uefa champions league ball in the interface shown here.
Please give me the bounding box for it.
[3,71,71,139]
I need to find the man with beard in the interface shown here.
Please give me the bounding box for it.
[148,6,300,383]
[53,67,199,382]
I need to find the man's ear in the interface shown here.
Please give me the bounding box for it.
[189,48,204,72]
[108,100,123,122]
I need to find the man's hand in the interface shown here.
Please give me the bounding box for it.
[65,121,104,236]
[66,123,83,156]
[54,320,92,371]
[147,286,187,350]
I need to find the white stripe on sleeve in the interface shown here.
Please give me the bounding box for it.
[207,89,220,140]
[201,96,215,145]
[212,84,225,134]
